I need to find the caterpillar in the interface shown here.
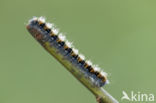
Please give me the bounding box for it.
[26,16,108,87]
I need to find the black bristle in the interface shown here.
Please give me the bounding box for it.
[58,41,65,47]
[72,55,78,59]
[79,60,85,65]
[45,28,51,33]
[51,35,58,40]
[86,66,92,71]
[39,23,46,28]
[95,71,99,76]
[31,20,38,25]
[65,48,72,54]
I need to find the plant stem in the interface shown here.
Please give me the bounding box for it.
[41,42,119,103]
[27,24,118,103]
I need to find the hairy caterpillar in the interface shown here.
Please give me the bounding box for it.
[26,16,108,87]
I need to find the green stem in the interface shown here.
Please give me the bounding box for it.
[41,42,119,103]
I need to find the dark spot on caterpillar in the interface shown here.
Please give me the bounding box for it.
[58,41,65,47]
[45,28,51,33]
[51,35,58,41]
[94,71,99,76]
[39,23,46,28]
[78,60,85,65]
[72,54,78,60]
[65,48,72,54]
[31,20,38,25]
[86,65,92,72]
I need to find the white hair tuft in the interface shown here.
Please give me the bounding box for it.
[38,16,46,23]
[93,65,101,72]
[72,48,79,54]
[58,33,66,41]
[79,54,85,60]
[52,28,59,35]
[65,40,73,48]
[100,71,108,77]
[46,22,53,28]
[86,60,93,66]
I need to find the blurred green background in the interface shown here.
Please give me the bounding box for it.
[0,0,156,103]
